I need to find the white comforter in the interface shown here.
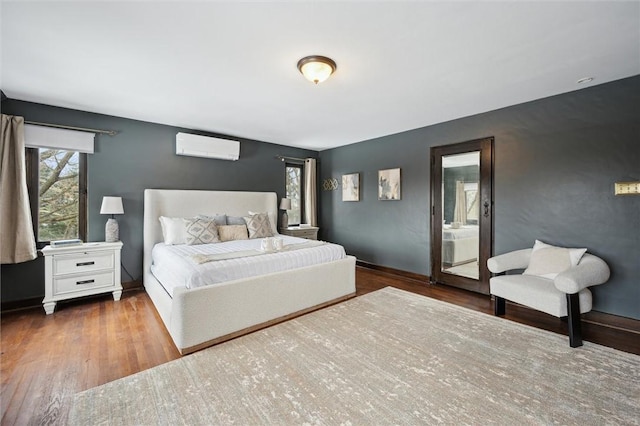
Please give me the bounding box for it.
[151,235,346,296]
[442,225,478,240]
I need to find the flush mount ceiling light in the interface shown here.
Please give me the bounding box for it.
[297,55,337,84]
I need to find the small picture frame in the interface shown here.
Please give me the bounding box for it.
[378,168,401,200]
[342,173,360,201]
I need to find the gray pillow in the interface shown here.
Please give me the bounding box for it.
[227,216,246,226]
[184,218,220,245]
[196,214,227,226]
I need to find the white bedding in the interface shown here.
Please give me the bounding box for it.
[443,225,478,240]
[151,235,346,296]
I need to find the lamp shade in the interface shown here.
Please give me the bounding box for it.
[100,196,124,215]
[280,198,292,210]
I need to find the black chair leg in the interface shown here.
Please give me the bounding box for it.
[566,293,583,348]
[494,296,506,316]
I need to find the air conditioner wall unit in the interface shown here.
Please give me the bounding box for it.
[176,132,240,161]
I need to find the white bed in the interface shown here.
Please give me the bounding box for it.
[442,225,479,266]
[143,189,356,355]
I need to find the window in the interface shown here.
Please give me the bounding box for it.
[285,163,303,226]
[24,125,93,247]
[27,148,87,246]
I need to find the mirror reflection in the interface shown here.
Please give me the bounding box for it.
[441,151,480,279]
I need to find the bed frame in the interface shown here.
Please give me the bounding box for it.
[442,236,479,266]
[143,189,356,355]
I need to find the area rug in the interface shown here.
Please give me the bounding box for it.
[68,287,640,425]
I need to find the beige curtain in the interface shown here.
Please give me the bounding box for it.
[453,180,466,225]
[1,114,37,263]
[303,158,317,226]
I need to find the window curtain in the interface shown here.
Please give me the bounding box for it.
[453,180,467,225]
[303,158,317,226]
[1,114,37,264]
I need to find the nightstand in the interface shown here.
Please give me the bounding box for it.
[42,241,123,314]
[279,226,319,240]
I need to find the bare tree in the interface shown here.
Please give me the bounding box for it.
[38,149,79,241]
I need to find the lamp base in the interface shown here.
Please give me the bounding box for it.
[281,211,289,230]
[105,218,119,242]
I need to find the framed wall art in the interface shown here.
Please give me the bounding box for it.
[342,173,360,201]
[378,168,401,200]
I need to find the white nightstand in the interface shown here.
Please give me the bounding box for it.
[42,241,123,314]
[279,226,319,240]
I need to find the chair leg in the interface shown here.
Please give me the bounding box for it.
[494,296,505,316]
[566,293,583,348]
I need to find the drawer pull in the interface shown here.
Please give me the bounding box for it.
[76,279,95,285]
[76,261,95,266]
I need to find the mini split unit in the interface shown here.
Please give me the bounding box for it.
[176,132,240,161]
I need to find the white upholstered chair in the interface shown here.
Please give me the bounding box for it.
[487,243,610,347]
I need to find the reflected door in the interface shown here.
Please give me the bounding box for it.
[431,138,493,294]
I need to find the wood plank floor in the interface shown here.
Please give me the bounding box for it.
[1,266,638,425]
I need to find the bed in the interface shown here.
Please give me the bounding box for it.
[143,189,356,355]
[442,225,479,266]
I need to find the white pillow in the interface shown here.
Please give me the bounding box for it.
[159,216,189,245]
[523,240,587,279]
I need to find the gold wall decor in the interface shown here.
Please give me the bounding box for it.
[322,178,339,191]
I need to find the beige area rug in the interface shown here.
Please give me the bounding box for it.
[68,287,640,425]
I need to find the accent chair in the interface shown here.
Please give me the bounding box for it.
[487,242,610,347]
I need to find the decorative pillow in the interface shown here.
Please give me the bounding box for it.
[243,213,274,239]
[523,240,587,279]
[159,216,189,245]
[248,210,278,234]
[196,214,227,226]
[217,225,249,242]
[184,218,220,245]
[227,216,246,226]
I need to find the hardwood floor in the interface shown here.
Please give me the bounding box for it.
[1,291,180,425]
[1,266,638,425]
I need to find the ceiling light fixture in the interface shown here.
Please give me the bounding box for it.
[297,55,337,84]
[576,77,594,84]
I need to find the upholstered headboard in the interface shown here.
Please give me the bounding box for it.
[143,189,278,285]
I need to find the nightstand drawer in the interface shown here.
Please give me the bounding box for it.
[281,227,319,240]
[53,251,114,275]
[54,271,115,295]
[294,229,318,239]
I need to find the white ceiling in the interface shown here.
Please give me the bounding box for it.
[2,1,639,151]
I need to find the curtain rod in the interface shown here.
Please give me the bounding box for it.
[276,155,304,163]
[25,120,118,136]
[275,155,319,163]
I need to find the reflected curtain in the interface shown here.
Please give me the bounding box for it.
[1,114,37,263]
[303,158,317,226]
[453,180,466,225]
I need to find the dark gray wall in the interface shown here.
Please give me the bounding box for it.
[1,100,316,303]
[319,75,640,320]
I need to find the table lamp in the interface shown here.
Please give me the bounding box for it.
[100,196,124,242]
[280,198,292,229]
